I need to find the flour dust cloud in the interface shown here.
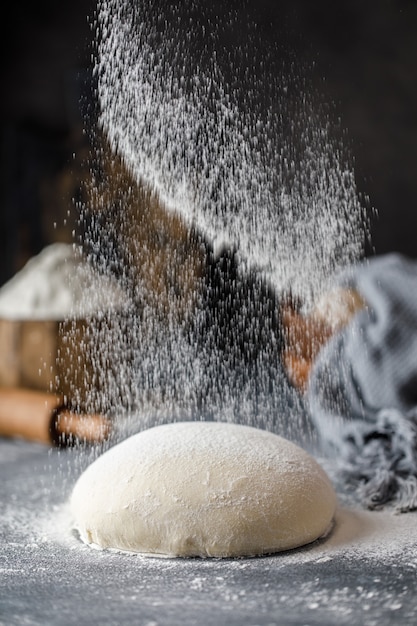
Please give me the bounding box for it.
[74,0,368,441]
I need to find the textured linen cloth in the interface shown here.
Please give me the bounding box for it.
[308,253,417,511]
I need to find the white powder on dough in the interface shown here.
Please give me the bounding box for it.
[0,243,130,320]
[70,421,337,558]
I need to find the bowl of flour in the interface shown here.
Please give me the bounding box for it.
[0,243,131,406]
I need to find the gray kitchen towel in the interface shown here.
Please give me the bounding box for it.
[308,253,417,511]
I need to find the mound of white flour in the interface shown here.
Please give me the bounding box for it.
[0,244,130,320]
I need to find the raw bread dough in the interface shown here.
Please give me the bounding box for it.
[70,421,336,557]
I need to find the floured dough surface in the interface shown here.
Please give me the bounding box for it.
[70,421,336,558]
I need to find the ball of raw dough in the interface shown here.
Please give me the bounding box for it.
[70,421,336,557]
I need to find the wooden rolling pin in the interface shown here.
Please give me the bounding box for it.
[0,387,111,446]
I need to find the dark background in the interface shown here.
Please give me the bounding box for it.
[1,0,416,288]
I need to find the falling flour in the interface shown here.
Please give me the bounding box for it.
[72,0,371,433]
[94,0,368,301]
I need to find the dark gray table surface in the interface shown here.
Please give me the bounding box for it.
[1,437,416,626]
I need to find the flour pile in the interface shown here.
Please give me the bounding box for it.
[0,243,130,320]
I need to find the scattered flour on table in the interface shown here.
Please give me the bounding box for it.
[307,505,417,563]
[44,494,417,566]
